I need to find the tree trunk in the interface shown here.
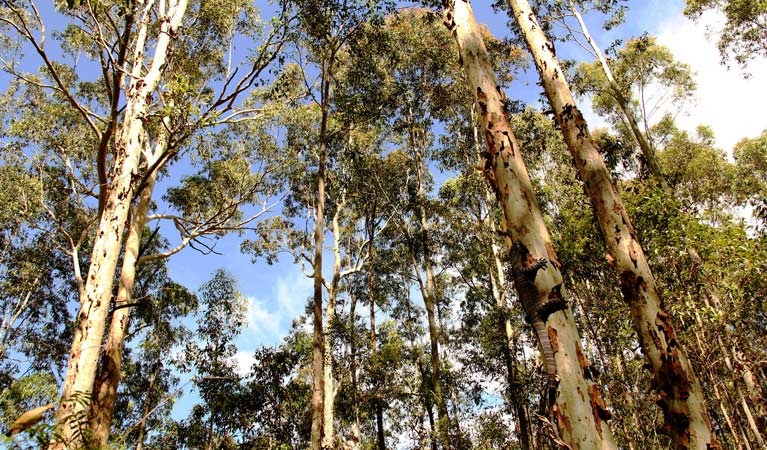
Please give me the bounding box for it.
[474,104,535,450]
[421,360,439,450]
[311,99,328,450]
[349,280,361,449]
[402,275,437,450]
[374,404,384,450]
[418,232,450,449]
[449,384,462,441]
[367,215,387,450]
[737,355,763,416]
[322,290,335,450]
[444,1,617,448]
[482,177,534,450]
[90,120,168,448]
[505,0,715,448]
[134,362,159,450]
[322,198,345,450]
[492,245,534,450]
[411,146,451,447]
[50,2,187,447]
[575,7,721,445]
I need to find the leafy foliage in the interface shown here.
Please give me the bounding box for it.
[0,1,765,449]
[685,0,767,68]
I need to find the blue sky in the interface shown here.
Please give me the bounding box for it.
[165,0,767,426]
[168,0,767,370]
[169,1,704,362]
[3,0,766,429]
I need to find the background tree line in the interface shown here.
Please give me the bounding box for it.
[0,0,764,449]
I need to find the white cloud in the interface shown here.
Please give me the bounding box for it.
[275,269,312,321]
[240,266,313,346]
[232,351,257,377]
[246,296,282,338]
[655,10,767,152]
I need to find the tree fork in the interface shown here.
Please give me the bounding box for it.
[50,1,188,447]
[505,0,715,448]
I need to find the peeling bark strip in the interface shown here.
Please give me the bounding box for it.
[505,0,715,448]
[49,1,188,448]
[445,1,617,448]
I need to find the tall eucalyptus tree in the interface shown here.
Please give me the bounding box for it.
[13,2,194,445]
[1,0,292,445]
[503,0,715,447]
[443,1,618,447]
[280,3,394,447]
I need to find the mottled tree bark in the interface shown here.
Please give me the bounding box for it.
[50,1,187,447]
[444,1,617,448]
[506,0,715,448]
[89,119,168,448]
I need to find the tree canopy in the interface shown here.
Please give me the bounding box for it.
[0,1,765,449]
